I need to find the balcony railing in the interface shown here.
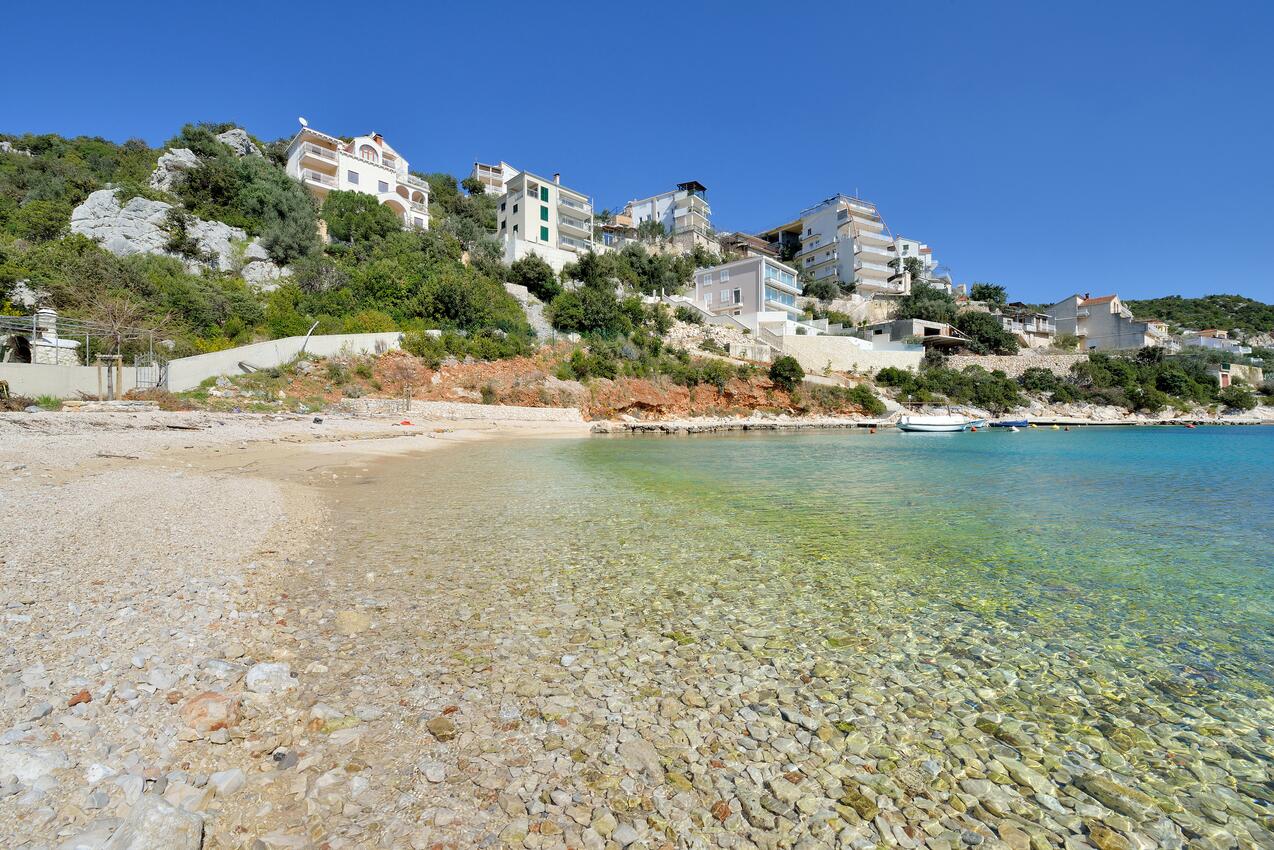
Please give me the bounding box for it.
[300,142,337,162]
[856,227,891,243]
[558,195,591,214]
[559,234,592,252]
[409,201,427,213]
[559,214,590,232]
[856,260,893,275]
[302,169,337,187]
[401,173,430,192]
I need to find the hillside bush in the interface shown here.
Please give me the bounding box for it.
[769,355,805,391]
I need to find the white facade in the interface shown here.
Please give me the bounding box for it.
[496,171,595,273]
[890,236,935,273]
[623,181,712,251]
[761,195,904,296]
[285,125,429,230]
[471,161,520,196]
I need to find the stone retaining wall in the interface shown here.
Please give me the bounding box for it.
[338,398,584,422]
[947,354,1088,379]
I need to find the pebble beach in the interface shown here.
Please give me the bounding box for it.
[1,413,1271,850]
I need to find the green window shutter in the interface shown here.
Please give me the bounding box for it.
[540,186,549,202]
[540,226,549,241]
[540,206,549,221]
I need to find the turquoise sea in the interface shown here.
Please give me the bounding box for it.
[333,425,1274,845]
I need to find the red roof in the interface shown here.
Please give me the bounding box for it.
[1080,295,1117,306]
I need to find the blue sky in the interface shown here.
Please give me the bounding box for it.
[5,1,1272,303]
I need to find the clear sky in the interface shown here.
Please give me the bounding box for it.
[5,1,1272,303]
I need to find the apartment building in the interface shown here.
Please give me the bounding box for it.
[496,171,595,271]
[758,195,904,296]
[284,124,429,230]
[692,255,815,336]
[994,303,1056,349]
[1047,293,1173,351]
[470,161,520,196]
[717,232,778,259]
[622,181,713,251]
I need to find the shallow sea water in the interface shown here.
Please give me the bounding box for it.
[329,425,1274,846]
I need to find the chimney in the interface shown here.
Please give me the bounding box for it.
[35,307,57,339]
[553,173,561,184]
[373,133,383,144]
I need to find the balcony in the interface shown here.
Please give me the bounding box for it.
[558,194,591,215]
[1075,308,1090,318]
[299,142,337,164]
[845,198,876,216]
[409,200,427,213]
[301,169,337,188]
[559,214,591,235]
[559,234,592,253]
[675,195,711,217]
[855,243,893,264]
[857,279,905,294]
[401,173,430,192]
[855,260,893,277]
[856,227,891,245]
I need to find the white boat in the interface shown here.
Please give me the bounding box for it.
[896,414,980,433]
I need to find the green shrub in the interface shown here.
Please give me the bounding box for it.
[508,254,561,302]
[674,305,703,325]
[1217,384,1257,411]
[769,355,805,391]
[802,278,840,302]
[1019,367,1061,394]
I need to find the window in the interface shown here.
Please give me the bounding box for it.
[720,269,730,282]
[540,226,549,241]
[347,170,359,184]
[703,274,712,285]
[540,206,549,222]
[414,217,424,228]
[513,224,518,235]
[513,203,519,214]
[540,186,549,202]
[732,288,741,304]
[500,220,506,231]
[704,291,712,305]
[500,202,506,211]
[378,180,389,193]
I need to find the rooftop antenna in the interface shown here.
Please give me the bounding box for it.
[298,116,308,127]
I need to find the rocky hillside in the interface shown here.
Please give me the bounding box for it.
[0,123,527,360]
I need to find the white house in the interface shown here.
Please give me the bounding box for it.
[285,123,430,231]
[470,161,520,196]
[496,171,595,272]
[622,181,713,252]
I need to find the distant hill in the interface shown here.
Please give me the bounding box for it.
[1124,294,1274,335]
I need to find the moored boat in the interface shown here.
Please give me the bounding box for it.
[990,419,1029,428]
[897,414,980,433]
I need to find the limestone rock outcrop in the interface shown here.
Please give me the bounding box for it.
[215,128,263,158]
[148,148,200,193]
[70,189,287,289]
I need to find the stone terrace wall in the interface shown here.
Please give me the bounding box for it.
[947,354,1088,379]
[338,398,584,422]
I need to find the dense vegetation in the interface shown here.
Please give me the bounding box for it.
[0,126,530,358]
[1123,294,1274,335]
[878,348,1267,414]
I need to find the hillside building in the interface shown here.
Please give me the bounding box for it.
[285,124,429,230]
[622,181,713,252]
[758,195,904,296]
[470,161,520,196]
[496,171,595,272]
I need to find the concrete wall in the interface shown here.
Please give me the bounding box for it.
[0,362,140,399]
[779,335,924,376]
[947,354,1089,379]
[338,398,584,422]
[167,332,402,392]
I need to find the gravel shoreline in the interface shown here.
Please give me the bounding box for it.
[0,411,586,849]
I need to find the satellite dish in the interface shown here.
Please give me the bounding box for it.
[298,117,308,128]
